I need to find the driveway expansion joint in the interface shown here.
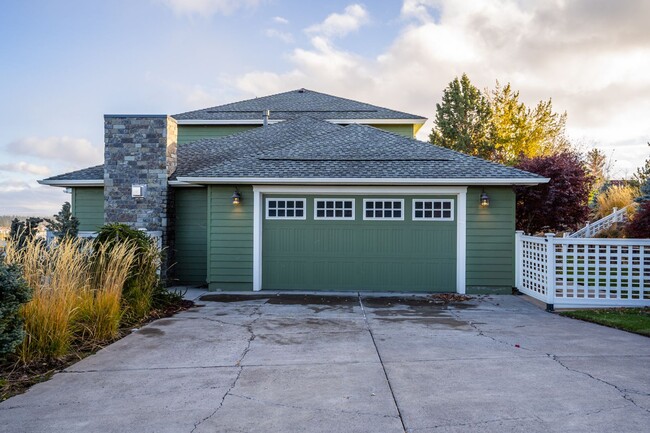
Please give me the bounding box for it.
[358,293,407,433]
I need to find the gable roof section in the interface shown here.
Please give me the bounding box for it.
[173,88,427,123]
[175,117,547,185]
[39,165,104,186]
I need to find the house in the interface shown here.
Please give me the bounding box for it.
[40,88,547,294]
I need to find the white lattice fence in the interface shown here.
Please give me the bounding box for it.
[516,232,650,309]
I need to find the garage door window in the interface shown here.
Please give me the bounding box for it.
[363,199,404,220]
[412,199,454,221]
[314,199,355,220]
[266,198,306,219]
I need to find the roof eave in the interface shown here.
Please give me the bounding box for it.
[176,177,549,186]
[38,179,104,187]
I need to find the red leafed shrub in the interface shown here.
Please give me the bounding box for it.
[515,152,591,234]
[625,201,650,238]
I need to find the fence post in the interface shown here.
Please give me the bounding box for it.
[514,231,524,292]
[585,222,591,238]
[545,233,556,312]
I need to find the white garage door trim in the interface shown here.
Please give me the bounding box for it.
[253,185,468,294]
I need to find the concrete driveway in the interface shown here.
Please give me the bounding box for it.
[1,293,648,433]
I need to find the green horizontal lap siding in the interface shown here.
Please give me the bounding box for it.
[208,185,254,290]
[178,125,258,144]
[174,188,208,285]
[72,187,104,231]
[369,124,415,138]
[466,186,516,289]
[263,195,456,292]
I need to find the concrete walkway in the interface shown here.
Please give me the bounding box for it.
[1,294,648,432]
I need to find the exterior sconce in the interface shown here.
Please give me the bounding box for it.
[131,184,147,198]
[480,190,490,207]
[232,189,241,205]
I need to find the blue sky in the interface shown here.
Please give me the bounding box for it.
[1,0,649,216]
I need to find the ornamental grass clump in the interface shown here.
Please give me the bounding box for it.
[94,224,162,324]
[77,241,136,343]
[4,237,91,363]
[595,185,637,219]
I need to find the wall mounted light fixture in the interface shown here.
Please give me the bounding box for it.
[132,184,147,198]
[232,188,241,205]
[480,190,490,207]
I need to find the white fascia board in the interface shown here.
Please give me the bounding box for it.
[177,177,549,186]
[168,180,206,187]
[38,179,104,187]
[327,118,427,125]
[253,185,468,195]
[175,119,284,125]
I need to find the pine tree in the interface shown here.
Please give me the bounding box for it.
[429,74,493,159]
[48,202,79,239]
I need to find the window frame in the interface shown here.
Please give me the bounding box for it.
[412,199,455,221]
[313,198,356,221]
[265,197,307,220]
[362,198,405,221]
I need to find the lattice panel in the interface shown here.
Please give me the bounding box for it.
[519,237,548,301]
[553,242,650,301]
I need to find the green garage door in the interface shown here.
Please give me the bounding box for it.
[262,194,457,292]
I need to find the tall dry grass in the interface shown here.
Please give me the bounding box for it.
[4,237,91,362]
[4,236,136,363]
[595,185,638,219]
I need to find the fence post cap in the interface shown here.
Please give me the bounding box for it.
[515,230,525,235]
[545,233,556,238]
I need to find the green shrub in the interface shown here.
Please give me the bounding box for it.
[94,224,161,323]
[0,259,32,359]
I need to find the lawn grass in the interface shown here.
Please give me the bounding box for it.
[560,308,650,337]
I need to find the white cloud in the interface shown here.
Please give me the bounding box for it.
[306,4,369,39]
[273,16,289,25]
[0,182,66,216]
[235,0,650,176]
[0,162,51,176]
[265,28,294,44]
[5,136,103,166]
[158,0,263,16]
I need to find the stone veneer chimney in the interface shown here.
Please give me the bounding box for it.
[103,115,178,276]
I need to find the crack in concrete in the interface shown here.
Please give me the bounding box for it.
[407,414,543,431]
[548,354,650,414]
[358,293,407,433]
[190,302,266,433]
[228,393,400,419]
[447,308,534,352]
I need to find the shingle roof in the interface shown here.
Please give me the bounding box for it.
[40,165,104,184]
[176,117,545,182]
[173,88,426,121]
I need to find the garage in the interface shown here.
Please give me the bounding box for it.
[261,194,457,292]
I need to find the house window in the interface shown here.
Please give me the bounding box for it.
[363,199,404,220]
[314,199,355,220]
[412,199,454,221]
[266,198,306,219]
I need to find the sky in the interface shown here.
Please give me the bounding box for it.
[0,0,649,216]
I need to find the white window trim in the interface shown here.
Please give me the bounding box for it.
[265,197,307,220]
[313,198,356,220]
[362,198,405,221]
[412,199,455,221]
[253,186,467,294]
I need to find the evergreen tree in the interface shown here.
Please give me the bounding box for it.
[429,74,493,159]
[48,202,79,239]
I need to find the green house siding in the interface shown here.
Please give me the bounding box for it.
[207,185,254,290]
[71,187,104,231]
[178,125,257,144]
[174,188,208,285]
[369,124,415,138]
[262,195,457,292]
[178,123,417,145]
[465,186,516,292]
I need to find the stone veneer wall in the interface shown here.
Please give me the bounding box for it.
[103,115,178,279]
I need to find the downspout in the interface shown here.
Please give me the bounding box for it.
[262,110,270,127]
